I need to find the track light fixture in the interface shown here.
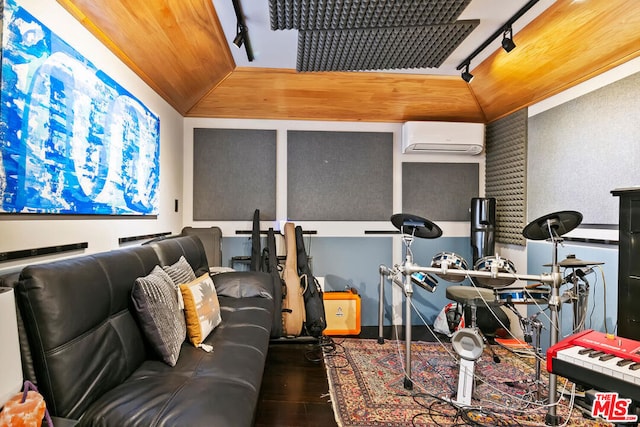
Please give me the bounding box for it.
[456,0,539,81]
[502,27,516,53]
[233,23,245,48]
[231,0,254,61]
[461,63,474,83]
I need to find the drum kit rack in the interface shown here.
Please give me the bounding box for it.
[377,210,603,425]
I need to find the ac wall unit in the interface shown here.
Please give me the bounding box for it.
[402,121,484,155]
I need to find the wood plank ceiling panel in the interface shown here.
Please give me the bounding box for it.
[471,0,640,122]
[56,0,235,115]
[188,67,485,123]
[58,0,640,123]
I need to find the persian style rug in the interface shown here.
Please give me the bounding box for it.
[324,338,613,426]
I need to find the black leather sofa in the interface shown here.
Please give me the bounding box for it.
[9,235,275,427]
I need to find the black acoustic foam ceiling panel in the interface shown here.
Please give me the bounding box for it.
[297,22,478,71]
[268,0,478,72]
[269,0,472,30]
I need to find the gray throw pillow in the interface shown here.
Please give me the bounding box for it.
[132,265,186,366]
[162,255,197,286]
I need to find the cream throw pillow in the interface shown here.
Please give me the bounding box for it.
[180,274,222,351]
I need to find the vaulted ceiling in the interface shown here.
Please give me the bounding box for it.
[56,0,640,123]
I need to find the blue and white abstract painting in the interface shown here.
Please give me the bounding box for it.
[0,0,160,215]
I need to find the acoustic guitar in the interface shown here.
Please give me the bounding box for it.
[281,222,305,336]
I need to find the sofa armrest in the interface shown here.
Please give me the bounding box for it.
[212,271,274,299]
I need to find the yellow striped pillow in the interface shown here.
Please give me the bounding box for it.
[179,274,222,350]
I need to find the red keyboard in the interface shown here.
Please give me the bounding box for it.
[547,329,640,401]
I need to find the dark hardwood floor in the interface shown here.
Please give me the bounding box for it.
[254,340,338,427]
[253,327,439,426]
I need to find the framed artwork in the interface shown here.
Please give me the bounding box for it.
[0,0,160,215]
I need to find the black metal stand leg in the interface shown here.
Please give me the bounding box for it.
[404,286,413,390]
[378,266,386,344]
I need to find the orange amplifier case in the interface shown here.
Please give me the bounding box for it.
[323,292,361,336]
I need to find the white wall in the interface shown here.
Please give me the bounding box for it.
[183,118,486,326]
[498,55,640,268]
[0,0,184,273]
[182,117,486,239]
[496,58,640,331]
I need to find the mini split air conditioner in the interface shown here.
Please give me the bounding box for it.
[402,121,484,155]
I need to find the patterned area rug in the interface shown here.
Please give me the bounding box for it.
[324,338,613,426]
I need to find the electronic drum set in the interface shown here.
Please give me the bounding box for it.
[377,210,603,424]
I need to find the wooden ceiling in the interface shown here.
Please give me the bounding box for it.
[56,0,640,123]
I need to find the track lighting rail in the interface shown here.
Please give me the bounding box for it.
[456,0,540,79]
[231,0,254,61]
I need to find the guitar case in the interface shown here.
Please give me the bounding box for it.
[265,228,283,338]
[281,222,305,336]
[295,226,326,337]
[250,209,260,271]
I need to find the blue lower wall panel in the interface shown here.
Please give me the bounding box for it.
[222,235,393,326]
[222,235,485,328]
[307,237,393,327]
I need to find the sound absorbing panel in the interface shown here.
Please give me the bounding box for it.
[287,130,392,221]
[485,109,527,246]
[193,128,277,221]
[297,22,479,71]
[402,162,479,221]
[528,71,640,225]
[268,0,478,72]
[269,0,472,30]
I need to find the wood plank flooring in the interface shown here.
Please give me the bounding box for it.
[254,341,338,427]
[253,327,438,426]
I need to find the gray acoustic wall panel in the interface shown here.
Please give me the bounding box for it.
[193,128,277,221]
[297,21,478,71]
[485,109,527,246]
[287,130,393,221]
[528,71,640,225]
[269,0,472,30]
[402,162,478,221]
